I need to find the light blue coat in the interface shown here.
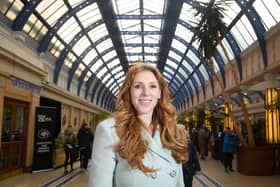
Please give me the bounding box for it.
[89,118,184,187]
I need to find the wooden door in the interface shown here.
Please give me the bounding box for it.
[0,98,28,173]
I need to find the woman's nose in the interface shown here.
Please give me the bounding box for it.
[141,85,150,95]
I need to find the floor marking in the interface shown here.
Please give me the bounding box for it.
[40,173,68,187]
[55,170,84,187]
[194,171,223,187]
[200,171,223,187]
[40,169,80,187]
[194,173,209,187]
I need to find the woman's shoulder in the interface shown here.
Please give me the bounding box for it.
[95,118,118,142]
[96,118,116,133]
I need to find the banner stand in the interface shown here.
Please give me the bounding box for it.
[32,106,56,172]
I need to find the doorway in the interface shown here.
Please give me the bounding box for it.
[0,98,28,173]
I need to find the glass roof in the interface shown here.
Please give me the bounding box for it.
[0,0,279,111]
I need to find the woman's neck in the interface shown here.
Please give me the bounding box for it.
[138,114,155,136]
[138,114,152,127]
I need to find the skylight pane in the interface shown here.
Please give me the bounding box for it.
[88,24,108,43]
[90,59,103,72]
[144,47,158,53]
[96,67,107,78]
[182,60,193,72]
[108,59,120,68]
[57,17,81,43]
[186,50,200,66]
[83,49,97,65]
[175,24,193,43]
[254,0,280,30]
[144,35,160,43]
[199,65,209,80]
[72,36,90,56]
[102,73,111,83]
[103,51,117,62]
[166,59,178,69]
[144,20,161,30]
[126,46,142,53]
[168,50,182,62]
[37,0,68,26]
[180,3,195,24]
[178,67,188,78]
[76,3,102,28]
[96,39,113,53]
[171,39,187,54]
[68,0,86,7]
[111,66,122,74]
[232,15,256,50]
[106,78,114,88]
[113,0,139,14]
[144,0,164,14]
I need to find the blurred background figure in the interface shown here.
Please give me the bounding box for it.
[63,125,77,174]
[77,122,94,170]
[198,126,209,160]
[182,128,201,187]
[222,127,237,172]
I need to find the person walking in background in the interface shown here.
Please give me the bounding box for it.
[180,126,200,187]
[198,126,208,160]
[63,125,77,174]
[183,139,201,187]
[89,62,188,187]
[222,127,237,172]
[77,122,93,170]
[190,128,199,154]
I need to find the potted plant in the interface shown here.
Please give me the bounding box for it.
[53,133,65,168]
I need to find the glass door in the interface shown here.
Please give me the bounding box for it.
[0,99,28,173]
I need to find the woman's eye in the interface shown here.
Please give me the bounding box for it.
[150,85,158,89]
[134,84,141,89]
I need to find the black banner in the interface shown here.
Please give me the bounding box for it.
[33,106,56,171]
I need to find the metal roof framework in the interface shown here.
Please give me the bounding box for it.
[1,0,279,111]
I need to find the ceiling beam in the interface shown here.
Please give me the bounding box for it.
[96,0,129,72]
[157,0,184,72]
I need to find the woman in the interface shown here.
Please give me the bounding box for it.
[222,127,237,172]
[89,63,188,187]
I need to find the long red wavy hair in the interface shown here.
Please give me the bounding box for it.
[114,63,188,173]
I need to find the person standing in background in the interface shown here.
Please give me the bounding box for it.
[77,122,93,170]
[223,127,237,172]
[180,126,201,187]
[198,126,208,160]
[63,125,77,174]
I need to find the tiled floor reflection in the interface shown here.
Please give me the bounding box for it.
[0,157,280,187]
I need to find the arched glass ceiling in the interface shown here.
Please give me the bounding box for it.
[0,0,279,111]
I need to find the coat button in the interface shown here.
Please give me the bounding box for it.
[150,172,157,179]
[169,170,176,177]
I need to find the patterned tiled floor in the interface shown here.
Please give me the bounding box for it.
[0,157,279,187]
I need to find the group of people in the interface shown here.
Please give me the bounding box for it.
[190,125,238,173]
[63,122,93,174]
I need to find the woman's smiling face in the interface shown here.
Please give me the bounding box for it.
[130,70,161,116]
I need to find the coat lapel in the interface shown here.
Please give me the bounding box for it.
[141,126,173,163]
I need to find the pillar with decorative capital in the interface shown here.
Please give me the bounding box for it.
[224,103,233,130]
[265,88,280,144]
